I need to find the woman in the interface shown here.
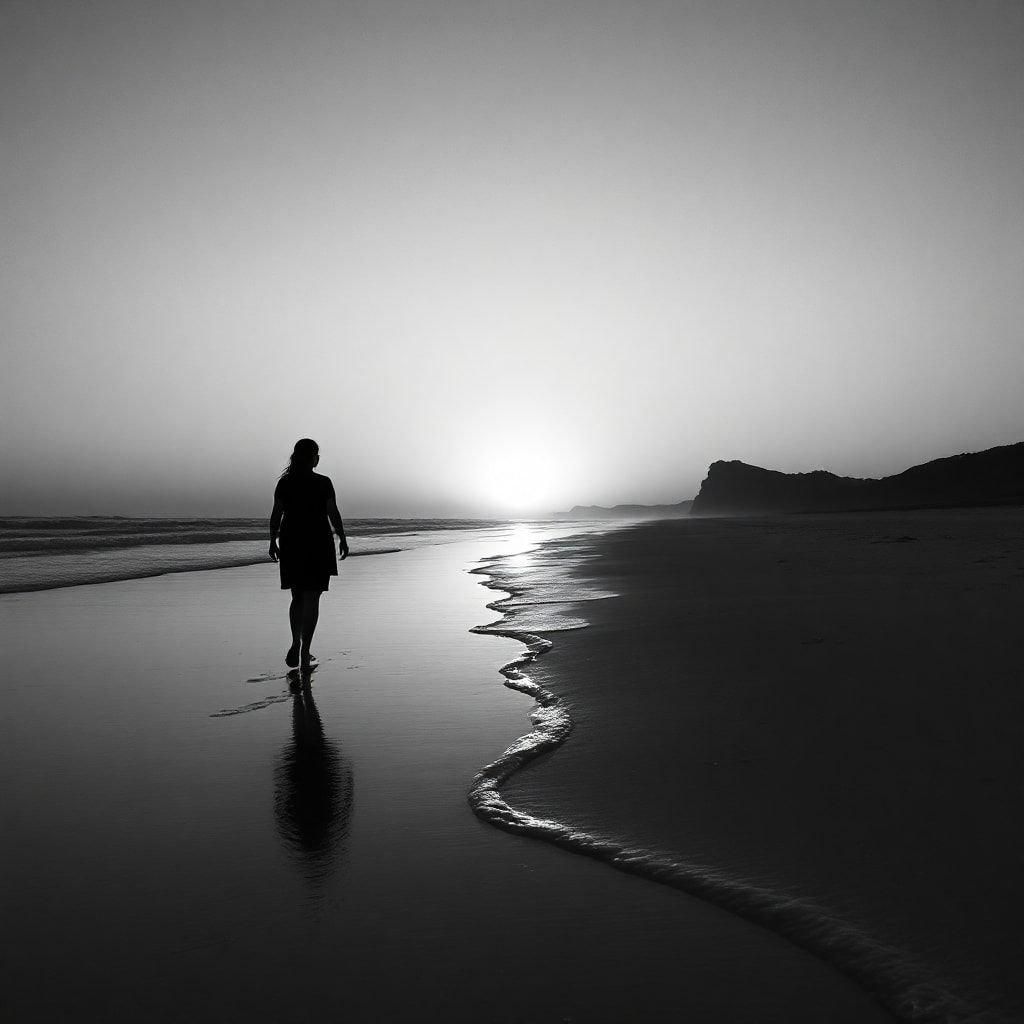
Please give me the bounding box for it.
[269,438,349,670]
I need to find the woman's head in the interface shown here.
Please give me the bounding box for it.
[284,438,320,475]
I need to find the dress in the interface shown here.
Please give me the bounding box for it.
[275,471,339,592]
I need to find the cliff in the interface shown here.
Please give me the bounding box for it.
[690,442,1024,515]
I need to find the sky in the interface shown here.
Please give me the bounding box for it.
[2,0,1023,516]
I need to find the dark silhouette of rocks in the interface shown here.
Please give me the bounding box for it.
[690,442,1024,515]
[563,499,694,520]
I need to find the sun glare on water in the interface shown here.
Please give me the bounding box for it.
[484,521,540,567]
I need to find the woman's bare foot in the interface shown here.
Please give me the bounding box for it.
[286,643,300,668]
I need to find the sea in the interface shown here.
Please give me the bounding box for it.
[0,516,519,594]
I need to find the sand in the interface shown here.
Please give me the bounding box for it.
[0,525,889,1023]
[498,510,1024,1022]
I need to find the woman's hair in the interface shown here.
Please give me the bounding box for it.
[282,438,319,477]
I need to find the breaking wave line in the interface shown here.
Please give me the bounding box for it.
[466,554,997,1024]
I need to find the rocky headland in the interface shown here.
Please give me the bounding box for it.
[690,442,1024,515]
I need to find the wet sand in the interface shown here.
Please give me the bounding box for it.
[0,526,888,1023]
[498,510,1024,1023]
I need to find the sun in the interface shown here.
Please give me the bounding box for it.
[472,446,560,516]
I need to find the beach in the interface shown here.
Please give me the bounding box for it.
[0,522,891,1023]
[494,510,1024,1022]
[4,1,1021,1018]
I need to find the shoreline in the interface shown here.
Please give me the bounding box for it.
[468,517,1023,1023]
[467,558,577,833]
[1,525,895,1022]
[0,517,527,596]
[0,546,403,595]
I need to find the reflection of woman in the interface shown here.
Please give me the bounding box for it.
[274,681,353,885]
[269,439,349,669]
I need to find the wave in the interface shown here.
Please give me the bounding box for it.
[0,517,510,594]
[0,517,507,557]
[0,542,403,595]
[467,552,1002,1024]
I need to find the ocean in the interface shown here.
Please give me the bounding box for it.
[0,516,515,594]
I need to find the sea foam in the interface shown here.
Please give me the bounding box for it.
[467,542,1002,1024]
[0,517,506,593]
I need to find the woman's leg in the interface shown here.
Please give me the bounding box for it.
[289,589,303,644]
[286,589,303,666]
[299,589,321,665]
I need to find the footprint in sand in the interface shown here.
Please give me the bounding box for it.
[210,692,292,718]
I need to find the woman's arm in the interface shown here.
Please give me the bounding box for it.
[327,498,349,559]
[268,498,282,561]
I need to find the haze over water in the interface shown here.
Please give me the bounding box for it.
[3,0,1023,518]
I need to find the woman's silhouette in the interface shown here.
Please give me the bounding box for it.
[269,439,349,669]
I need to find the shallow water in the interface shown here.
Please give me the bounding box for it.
[0,521,889,1022]
[0,516,512,593]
